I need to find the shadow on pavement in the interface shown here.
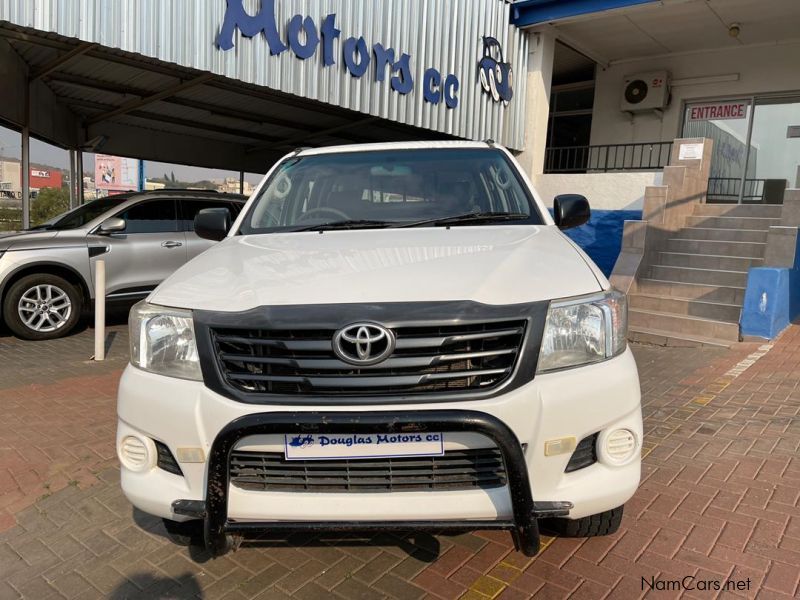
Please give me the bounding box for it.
[133,508,442,563]
[241,531,441,561]
[108,572,203,599]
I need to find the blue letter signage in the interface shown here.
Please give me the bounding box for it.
[216,0,464,108]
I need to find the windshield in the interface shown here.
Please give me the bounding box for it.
[35,195,132,231]
[240,148,542,234]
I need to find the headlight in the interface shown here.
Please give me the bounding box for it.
[129,301,202,380]
[537,289,627,373]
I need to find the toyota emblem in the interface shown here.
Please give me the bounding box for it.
[333,323,396,366]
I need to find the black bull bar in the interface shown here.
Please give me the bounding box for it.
[172,410,573,556]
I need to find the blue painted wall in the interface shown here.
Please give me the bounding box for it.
[553,209,642,277]
[740,234,800,340]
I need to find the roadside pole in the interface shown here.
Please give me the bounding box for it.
[94,260,105,361]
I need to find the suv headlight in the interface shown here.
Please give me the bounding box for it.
[129,301,202,380]
[537,289,627,373]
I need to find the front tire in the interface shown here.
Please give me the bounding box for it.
[540,506,624,538]
[2,274,82,340]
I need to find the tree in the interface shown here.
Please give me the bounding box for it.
[31,187,70,226]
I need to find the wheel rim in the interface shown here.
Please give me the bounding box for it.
[17,284,72,333]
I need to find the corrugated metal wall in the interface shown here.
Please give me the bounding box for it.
[0,0,529,149]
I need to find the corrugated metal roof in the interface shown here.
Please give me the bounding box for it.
[0,0,528,150]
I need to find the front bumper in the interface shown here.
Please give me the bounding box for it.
[192,410,569,555]
[117,347,642,555]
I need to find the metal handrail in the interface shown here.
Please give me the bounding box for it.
[707,177,768,202]
[544,142,673,173]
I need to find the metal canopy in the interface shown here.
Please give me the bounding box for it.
[0,23,453,174]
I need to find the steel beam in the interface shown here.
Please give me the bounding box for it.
[29,42,97,81]
[76,151,84,204]
[21,81,30,230]
[86,73,214,125]
[248,116,380,153]
[46,72,323,135]
[68,149,76,209]
[63,97,284,144]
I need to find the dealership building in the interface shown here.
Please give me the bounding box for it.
[0,0,799,343]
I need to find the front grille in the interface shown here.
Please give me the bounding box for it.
[229,448,507,492]
[211,320,526,396]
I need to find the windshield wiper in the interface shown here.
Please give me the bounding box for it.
[292,219,393,232]
[396,212,530,228]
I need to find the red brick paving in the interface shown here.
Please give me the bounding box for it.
[0,371,122,533]
[0,326,798,598]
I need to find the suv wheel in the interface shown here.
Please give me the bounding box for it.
[3,274,82,340]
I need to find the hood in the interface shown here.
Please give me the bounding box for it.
[150,226,603,312]
[0,230,61,251]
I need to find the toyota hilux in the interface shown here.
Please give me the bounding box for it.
[116,141,642,556]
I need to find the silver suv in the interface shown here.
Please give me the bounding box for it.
[0,190,245,340]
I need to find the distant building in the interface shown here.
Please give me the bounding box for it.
[144,180,166,191]
[29,167,63,190]
[213,177,254,195]
[0,157,66,206]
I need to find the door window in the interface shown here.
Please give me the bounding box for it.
[117,199,178,233]
[180,200,243,231]
[682,99,752,203]
[745,98,800,204]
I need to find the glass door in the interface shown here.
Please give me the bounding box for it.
[682,99,753,203]
[744,97,800,204]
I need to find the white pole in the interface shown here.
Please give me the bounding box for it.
[94,259,105,361]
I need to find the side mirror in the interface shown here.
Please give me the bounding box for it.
[195,208,231,242]
[98,217,126,234]
[553,194,590,230]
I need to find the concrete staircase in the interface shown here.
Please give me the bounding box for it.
[628,203,782,347]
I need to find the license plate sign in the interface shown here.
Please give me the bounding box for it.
[284,432,444,460]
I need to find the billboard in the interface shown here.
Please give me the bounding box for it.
[95,154,141,192]
[29,168,63,189]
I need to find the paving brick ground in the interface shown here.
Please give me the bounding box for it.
[0,323,798,599]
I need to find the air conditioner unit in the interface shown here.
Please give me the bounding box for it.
[620,71,670,112]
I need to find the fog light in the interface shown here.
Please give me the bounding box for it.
[605,429,637,462]
[119,435,154,472]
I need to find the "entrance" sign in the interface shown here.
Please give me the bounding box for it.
[688,101,747,121]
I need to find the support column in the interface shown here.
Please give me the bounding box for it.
[516,30,555,178]
[76,151,84,204]
[239,170,244,195]
[21,81,30,229]
[68,149,77,209]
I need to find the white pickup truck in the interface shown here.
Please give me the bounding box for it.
[117,141,642,556]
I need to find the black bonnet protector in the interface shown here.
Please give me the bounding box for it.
[193,300,549,405]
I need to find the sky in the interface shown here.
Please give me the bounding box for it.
[0,125,264,184]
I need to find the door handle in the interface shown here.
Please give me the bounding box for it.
[161,241,183,248]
